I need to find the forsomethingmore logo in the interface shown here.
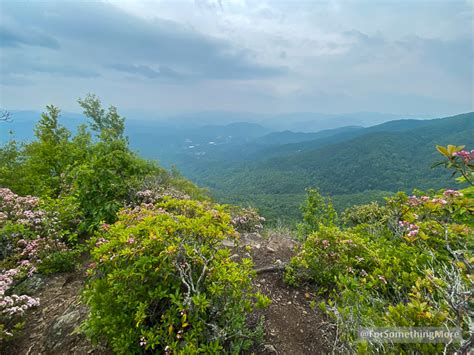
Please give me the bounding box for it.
[358,327,462,343]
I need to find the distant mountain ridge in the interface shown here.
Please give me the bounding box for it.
[173,112,474,222]
[1,109,472,222]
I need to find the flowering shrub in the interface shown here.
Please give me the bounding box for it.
[435,145,474,185]
[0,266,40,340]
[84,198,268,353]
[229,207,266,233]
[0,188,81,340]
[133,187,190,205]
[0,97,207,233]
[285,187,473,353]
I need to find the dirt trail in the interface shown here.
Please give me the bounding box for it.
[239,233,334,354]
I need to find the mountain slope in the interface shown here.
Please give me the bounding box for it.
[180,112,474,222]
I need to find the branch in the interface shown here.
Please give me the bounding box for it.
[0,110,11,122]
[254,263,287,274]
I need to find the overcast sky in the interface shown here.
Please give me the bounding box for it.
[0,0,472,116]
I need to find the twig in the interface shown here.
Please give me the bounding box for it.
[254,264,287,274]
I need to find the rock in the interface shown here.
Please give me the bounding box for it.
[266,246,275,253]
[222,239,235,247]
[241,233,262,248]
[44,302,91,353]
[263,344,278,354]
[230,254,240,260]
[266,236,297,253]
[12,274,45,295]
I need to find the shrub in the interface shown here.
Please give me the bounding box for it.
[286,188,473,353]
[0,266,40,340]
[84,198,268,354]
[229,207,266,233]
[0,188,81,340]
[341,201,390,227]
[297,188,337,238]
[36,249,81,275]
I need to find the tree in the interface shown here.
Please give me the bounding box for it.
[298,187,338,238]
[78,94,125,140]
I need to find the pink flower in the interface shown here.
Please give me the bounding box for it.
[443,189,463,198]
[407,230,418,237]
[127,237,135,244]
[408,196,420,206]
[453,150,474,163]
[431,198,447,205]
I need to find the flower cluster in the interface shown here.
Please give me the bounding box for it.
[443,189,463,198]
[231,208,266,233]
[321,239,330,249]
[407,194,450,207]
[135,188,190,205]
[453,149,474,163]
[1,294,40,316]
[0,188,42,227]
[16,237,67,265]
[398,221,420,237]
[0,266,40,338]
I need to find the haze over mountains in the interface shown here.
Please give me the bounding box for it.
[2,110,472,223]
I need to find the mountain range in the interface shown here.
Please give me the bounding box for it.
[1,110,471,223]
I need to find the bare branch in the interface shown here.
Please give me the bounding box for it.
[0,110,11,122]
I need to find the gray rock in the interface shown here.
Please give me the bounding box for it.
[11,274,45,295]
[264,344,278,353]
[222,239,235,247]
[44,304,89,353]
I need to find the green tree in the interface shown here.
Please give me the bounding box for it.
[298,187,338,238]
[78,94,125,140]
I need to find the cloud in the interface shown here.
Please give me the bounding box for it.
[0,0,471,115]
[1,55,100,79]
[1,1,285,82]
[0,25,60,49]
[106,63,183,80]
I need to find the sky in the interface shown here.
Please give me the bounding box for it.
[0,0,472,116]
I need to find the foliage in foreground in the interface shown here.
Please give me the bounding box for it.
[0,95,206,232]
[84,197,268,354]
[0,95,207,344]
[0,188,82,340]
[285,146,474,353]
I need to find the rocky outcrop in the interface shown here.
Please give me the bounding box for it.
[3,271,109,355]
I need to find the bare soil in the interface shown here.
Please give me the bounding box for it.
[239,233,334,355]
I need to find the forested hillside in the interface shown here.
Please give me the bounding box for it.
[179,113,474,223]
